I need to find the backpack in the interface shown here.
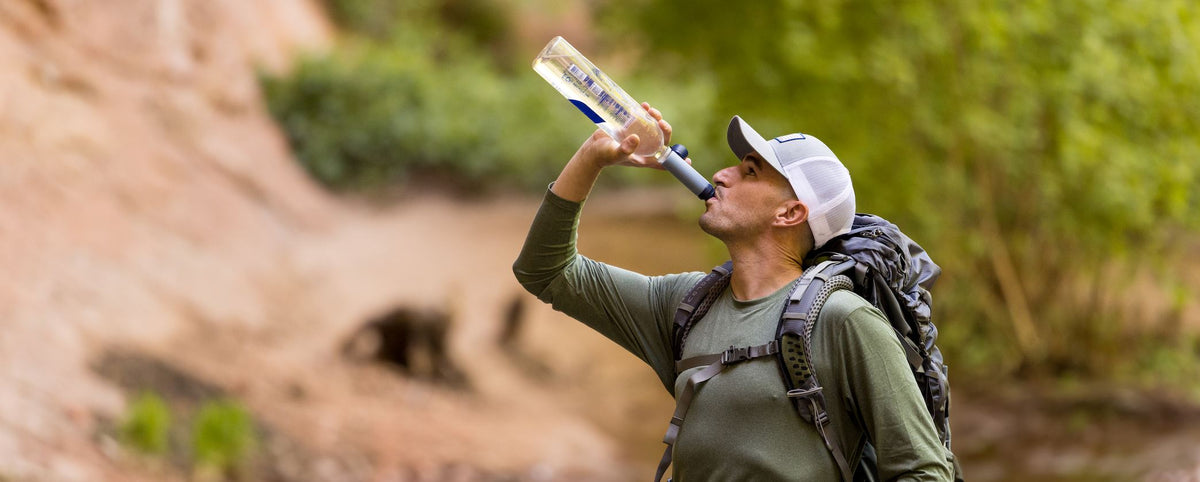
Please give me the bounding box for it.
[653,214,961,482]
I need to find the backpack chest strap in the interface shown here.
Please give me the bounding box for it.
[654,340,779,482]
[674,340,779,373]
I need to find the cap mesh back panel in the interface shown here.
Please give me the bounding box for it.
[823,193,854,237]
[798,160,848,204]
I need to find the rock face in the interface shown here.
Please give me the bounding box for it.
[0,0,337,478]
[0,2,647,480]
[0,0,334,344]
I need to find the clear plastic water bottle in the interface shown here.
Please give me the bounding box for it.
[532,37,715,200]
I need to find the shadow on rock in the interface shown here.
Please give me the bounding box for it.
[342,305,471,390]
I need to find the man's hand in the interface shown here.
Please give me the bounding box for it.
[572,103,674,170]
[552,103,688,202]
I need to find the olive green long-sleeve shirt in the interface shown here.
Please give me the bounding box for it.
[513,189,953,481]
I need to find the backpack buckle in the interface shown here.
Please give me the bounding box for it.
[721,345,750,365]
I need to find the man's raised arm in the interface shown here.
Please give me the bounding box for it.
[510,105,700,389]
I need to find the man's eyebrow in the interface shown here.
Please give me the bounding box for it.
[743,155,764,170]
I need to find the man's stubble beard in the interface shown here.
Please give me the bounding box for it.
[698,210,732,241]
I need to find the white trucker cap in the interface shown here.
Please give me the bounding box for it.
[726,115,855,249]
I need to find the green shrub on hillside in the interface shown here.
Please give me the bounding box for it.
[191,400,257,474]
[119,392,172,456]
[263,39,597,192]
[269,0,729,193]
[267,0,580,192]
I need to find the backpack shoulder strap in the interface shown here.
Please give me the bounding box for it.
[778,255,860,482]
[671,261,732,361]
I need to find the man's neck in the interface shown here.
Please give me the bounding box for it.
[726,242,807,301]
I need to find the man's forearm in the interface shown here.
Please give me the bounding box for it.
[550,148,605,202]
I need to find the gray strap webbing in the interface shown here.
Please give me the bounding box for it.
[654,341,779,482]
[788,387,855,481]
[781,257,860,482]
[672,262,734,362]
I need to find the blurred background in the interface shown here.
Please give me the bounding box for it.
[1,0,1198,480]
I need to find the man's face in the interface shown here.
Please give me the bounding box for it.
[699,153,797,241]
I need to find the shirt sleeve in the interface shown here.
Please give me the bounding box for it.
[512,187,703,392]
[827,293,954,481]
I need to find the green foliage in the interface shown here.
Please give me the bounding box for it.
[319,0,425,40]
[262,39,591,192]
[270,0,593,192]
[115,393,264,475]
[269,0,727,193]
[601,0,1200,385]
[191,400,257,473]
[119,392,172,456]
[321,0,510,61]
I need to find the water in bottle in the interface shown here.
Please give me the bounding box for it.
[532,37,715,200]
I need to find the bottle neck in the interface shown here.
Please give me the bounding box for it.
[652,145,670,160]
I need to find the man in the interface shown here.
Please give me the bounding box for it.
[513,104,953,481]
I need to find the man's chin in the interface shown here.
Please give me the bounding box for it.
[697,215,722,238]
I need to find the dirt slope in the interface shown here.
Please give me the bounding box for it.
[0,0,330,478]
[0,1,647,480]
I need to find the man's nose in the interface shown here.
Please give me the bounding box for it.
[713,165,736,186]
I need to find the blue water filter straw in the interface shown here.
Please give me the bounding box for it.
[532,36,716,200]
[660,144,715,200]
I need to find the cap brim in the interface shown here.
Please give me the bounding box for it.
[727,115,785,176]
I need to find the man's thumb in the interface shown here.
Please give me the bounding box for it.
[619,134,640,155]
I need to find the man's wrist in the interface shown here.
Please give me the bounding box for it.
[551,153,604,202]
[545,182,584,208]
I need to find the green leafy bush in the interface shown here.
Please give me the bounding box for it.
[269,1,575,192]
[601,0,1200,387]
[263,39,598,192]
[191,400,257,473]
[268,0,727,193]
[119,392,172,456]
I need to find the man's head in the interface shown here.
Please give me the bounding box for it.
[699,115,855,256]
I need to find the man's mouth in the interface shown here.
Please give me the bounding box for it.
[704,189,720,209]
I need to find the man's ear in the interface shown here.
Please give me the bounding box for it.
[775,200,809,228]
